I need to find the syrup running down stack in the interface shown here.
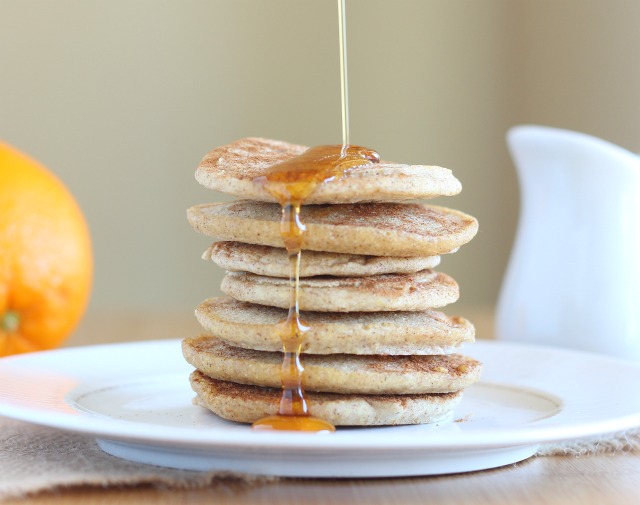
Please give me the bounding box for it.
[183,137,481,430]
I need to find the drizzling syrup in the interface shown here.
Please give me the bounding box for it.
[251,0,380,432]
[338,0,350,146]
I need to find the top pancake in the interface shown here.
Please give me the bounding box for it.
[195,137,462,204]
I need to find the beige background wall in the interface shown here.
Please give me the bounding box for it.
[1,1,639,317]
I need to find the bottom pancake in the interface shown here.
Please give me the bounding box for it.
[189,370,463,426]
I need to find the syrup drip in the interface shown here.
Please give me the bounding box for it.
[251,0,381,432]
[251,145,379,433]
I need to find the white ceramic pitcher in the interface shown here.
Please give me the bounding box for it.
[496,125,640,359]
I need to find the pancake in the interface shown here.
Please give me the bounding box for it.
[221,269,458,312]
[195,298,475,355]
[187,201,478,257]
[204,241,441,277]
[195,137,462,204]
[189,371,463,426]
[183,336,481,395]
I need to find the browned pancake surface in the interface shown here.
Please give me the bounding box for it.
[188,201,477,256]
[205,241,441,277]
[183,336,481,394]
[190,371,463,426]
[195,137,461,204]
[195,297,474,354]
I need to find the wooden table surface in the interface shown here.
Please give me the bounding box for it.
[6,308,640,504]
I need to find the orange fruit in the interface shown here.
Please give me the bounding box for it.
[0,142,93,356]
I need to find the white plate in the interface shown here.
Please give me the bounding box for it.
[1,339,640,477]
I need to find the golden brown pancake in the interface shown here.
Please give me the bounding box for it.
[183,336,481,395]
[190,371,463,426]
[195,137,462,204]
[220,269,459,312]
[187,201,478,257]
[204,241,442,277]
[195,297,475,355]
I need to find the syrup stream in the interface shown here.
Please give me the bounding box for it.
[251,0,379,433]
[338,0,350,146]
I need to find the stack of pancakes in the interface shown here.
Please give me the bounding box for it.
[184,137,481,426]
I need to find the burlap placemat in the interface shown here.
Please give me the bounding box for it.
[0,417,274,501]
[0,416,639,501]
